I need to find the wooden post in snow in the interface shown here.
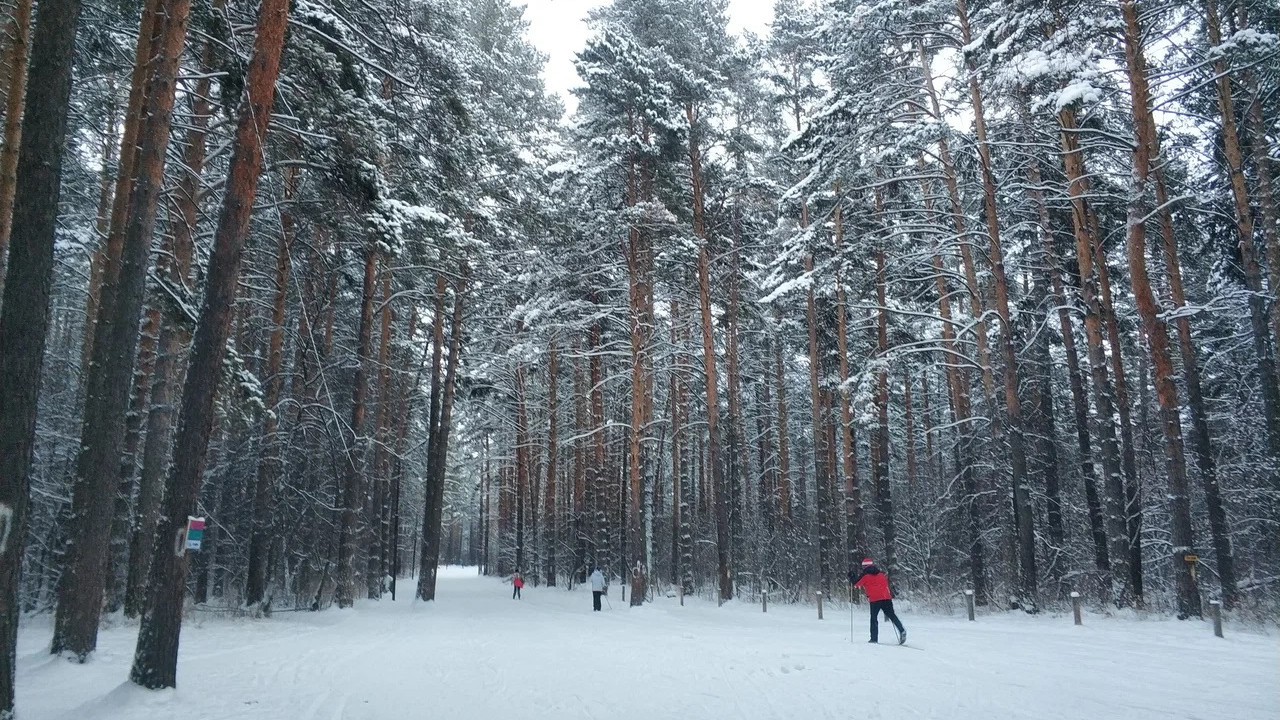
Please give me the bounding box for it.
[762,591,768,613]
[1071,591,1082,625]
[678,584,684,607]
[817,591,823,620]
[965,589,975,621]
[1209,600,1223,638]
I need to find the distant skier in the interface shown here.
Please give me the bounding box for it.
[512,572,524,600]
[849,558,905,644]
[589,567,607,611]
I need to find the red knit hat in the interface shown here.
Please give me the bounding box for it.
[861,558,874,566]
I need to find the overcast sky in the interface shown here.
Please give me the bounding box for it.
[522,0,776,116]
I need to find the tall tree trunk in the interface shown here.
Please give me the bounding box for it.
[669,302,686,588]
[1020,104,1109,576]
[83,80,119,378]
[725,216,747,579]
[366,269,393,599]
[873,249,896,575]
[573,343,588,584]
[806,254,834,593]
[544,338,559,587]
[772,310,793,522]
[514,357,530,574]
[124,52,212,618]
[54,0,192,659]
[1057,104,1131,605]
[690,100,730,602]
[91,0,162,334]
[1185,0,1244,607]
[106,298,160,613]
[589,321,606,572]
[0,0,86,706]
[832,196,867,566]
[955,0,1035,607]
[387,309,420,599]
[245,166,297,607]
[416,276,465,600]
[918,40,997,422]
[1092,220,1144,601]
[1118,0,1200,619]
[0,0,32,279]
[626,112,651,606]
[334,246,380,608]
[129,0,290,686]
[919,158,985,604]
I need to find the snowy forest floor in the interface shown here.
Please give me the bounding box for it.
[14,567,1277,720]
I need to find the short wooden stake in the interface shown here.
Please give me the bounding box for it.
[762,591,768,613]
[817,591,824,620]
[964,589,975,621]
[678,584,684,606]
[1071,591,1082,626]
[1210,600,1223,638]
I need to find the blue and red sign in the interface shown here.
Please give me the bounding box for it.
[185,517,206,551]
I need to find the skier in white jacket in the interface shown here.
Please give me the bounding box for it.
[589,568,607,611]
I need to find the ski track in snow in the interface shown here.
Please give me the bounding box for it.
[13,567,1278,720]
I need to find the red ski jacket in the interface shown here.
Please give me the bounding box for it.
[853,568,892,602]
[513,576,525,588]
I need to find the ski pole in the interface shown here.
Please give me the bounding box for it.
[850,589,855,643]
[604,590,613,610]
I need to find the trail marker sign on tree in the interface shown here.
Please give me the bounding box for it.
[185,517,206,551]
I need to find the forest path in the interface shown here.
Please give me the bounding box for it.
[14,568,1278,719]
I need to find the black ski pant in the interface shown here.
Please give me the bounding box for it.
[513,586,521,599]
[592,591,602,611]
[869,599,904,642]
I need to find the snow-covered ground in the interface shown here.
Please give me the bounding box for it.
[14,567,1278,719]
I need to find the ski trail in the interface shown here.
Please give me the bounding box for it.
[12,567,1278,720]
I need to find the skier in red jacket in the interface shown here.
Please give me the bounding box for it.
[849,558,905,644]
[512,572,524,599]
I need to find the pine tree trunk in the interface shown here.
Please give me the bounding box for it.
[1092,220,1145,601]
[83,81,119,378]
[514,359,530,574]
[772,310,793,522]
[690,101,731,602]
[919,159,986,604]
[589,321,606,572]
[106,300,160,613]
[1182,0,1245,607]
[93,0,162,309]
[334,246,379,608]
[54,0,192,659]
[833,197,867,565]
[1118,0,1200,619]
[626,114,651,606]
[955,2,1035,607]
[366,269,393,599]
[668,302,686,588]
[918,40,997,421]
[544,338,559,587]
[1057,105,1131,605]
[0,0,85,706]
[725,219,747,578]
[873,249,896,575]
[573,344,588,584]
[806,254,834,592]
[129,0,290,685]
[417,276,465,600]
[0,0,33,279]
[1019,108,1108,577]
[123,51,211,618]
